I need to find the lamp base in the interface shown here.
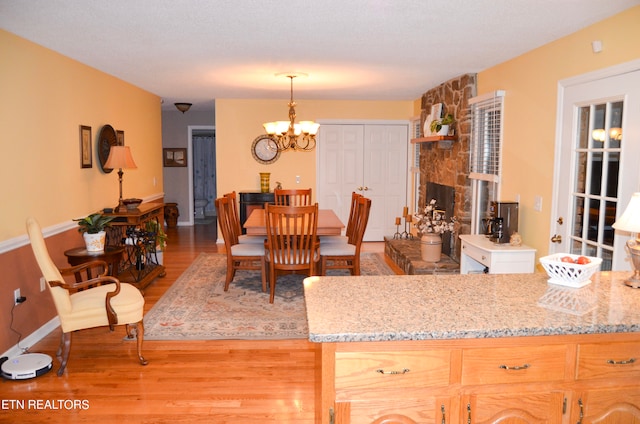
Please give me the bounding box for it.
[623,272,640,288]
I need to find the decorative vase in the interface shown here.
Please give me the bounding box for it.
[260,172,270,193]
[164,202,179,228]
[437,125,450,136]
[420,233,442,262]
[83,231,106,253]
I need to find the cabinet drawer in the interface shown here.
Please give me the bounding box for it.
[462,345,568,385]
[462,242,491,266]
[576,341,640,380]
[335,350,451,398]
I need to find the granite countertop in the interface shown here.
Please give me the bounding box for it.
[303,271,640,343]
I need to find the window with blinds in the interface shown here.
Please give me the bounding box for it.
[468,90,505,234]
[469,90,505,182]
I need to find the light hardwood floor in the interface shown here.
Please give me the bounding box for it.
[3,222,394,423]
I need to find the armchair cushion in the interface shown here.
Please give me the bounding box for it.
[61,283,144,333]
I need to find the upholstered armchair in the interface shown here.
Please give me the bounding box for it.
[26,217,147,376]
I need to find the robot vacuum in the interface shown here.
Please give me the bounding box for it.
[1,353,52,380]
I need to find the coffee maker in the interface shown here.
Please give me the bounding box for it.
[488,201,519,244]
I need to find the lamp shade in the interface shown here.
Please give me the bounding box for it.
[612,192,640,233]
[104,146,137,170]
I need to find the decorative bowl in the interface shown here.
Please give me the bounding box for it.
[123,198,142,210]
[539,253,602,288]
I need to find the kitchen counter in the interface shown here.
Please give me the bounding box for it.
[303,271,640,343]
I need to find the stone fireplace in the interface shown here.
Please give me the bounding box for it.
[418,74,477,262]
[424,182,455,256]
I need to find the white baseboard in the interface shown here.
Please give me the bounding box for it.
[1,317,60,358]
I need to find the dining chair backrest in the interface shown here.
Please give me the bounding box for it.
[223,191,242,238]
[345,192,363,238]
[264,203,318,270]
[215,196,239,248]
[349,196,372,246]
[273,188,312,206]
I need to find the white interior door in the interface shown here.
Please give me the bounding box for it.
[552,66,640,270]
[317,121,409,241]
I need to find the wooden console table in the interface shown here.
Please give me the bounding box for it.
[103,203,166,291]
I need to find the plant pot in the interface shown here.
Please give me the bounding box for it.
[83,231,106,253]
[437,125,450,136]
[420,233,442,262]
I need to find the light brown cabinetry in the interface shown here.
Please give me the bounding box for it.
[318,334,640,424]
[571,341,640,423]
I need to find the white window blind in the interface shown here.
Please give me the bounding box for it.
[469,90,505,183]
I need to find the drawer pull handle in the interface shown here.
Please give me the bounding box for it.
[499,363,530,371]
[376,368,410,375]
[607,357,636,365]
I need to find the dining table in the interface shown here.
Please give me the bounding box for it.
[243,208,345,236]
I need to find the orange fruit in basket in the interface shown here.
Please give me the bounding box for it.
[576,256,591,265]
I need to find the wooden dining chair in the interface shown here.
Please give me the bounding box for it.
[264,203,319,303]
[273,188,312,206]
[319,191,362,244]
[215,196,267,292]
[223,191,264,244]
[320,197,372,276]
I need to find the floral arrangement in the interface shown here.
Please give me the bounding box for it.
[414,199,456,236]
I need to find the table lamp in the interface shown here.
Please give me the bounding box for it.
[611,192,640,288]
[104,146,137,212]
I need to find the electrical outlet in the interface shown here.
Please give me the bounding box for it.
[40,277,47,292]
[296,175,301,184]
[14,288,21,305]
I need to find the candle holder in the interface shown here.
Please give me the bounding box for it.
[393,216,402,239]
[402,215,414,239]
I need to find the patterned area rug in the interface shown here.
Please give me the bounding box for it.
[144,252,394,340]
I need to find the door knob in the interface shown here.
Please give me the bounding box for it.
[551,234,562,243]
[362,186,369,191]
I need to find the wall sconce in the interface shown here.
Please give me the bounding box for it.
[612,192,640,288]
[174,103,192,113]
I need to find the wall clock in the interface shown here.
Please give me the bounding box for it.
[251,135,280,165]
[98,124,117,173]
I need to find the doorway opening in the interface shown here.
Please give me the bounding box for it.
[188,126,216,225]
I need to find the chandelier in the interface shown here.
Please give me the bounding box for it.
[263,74,319,152]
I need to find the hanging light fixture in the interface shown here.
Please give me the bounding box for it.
[263,73,319,152]
[174,102,192,113]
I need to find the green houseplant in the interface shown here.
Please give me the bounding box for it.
[430,113,455,135]
[74,213,115,252]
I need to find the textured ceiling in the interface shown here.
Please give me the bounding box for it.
[1,0,638,111]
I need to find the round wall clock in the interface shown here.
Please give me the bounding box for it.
[251,135,280,165]
[98,124,117,173]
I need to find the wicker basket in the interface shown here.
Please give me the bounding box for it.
[539,254,602,288]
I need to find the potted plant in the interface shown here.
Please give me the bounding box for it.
[74,213,115,252]
[430,113,455,136]
[144,220,168,265]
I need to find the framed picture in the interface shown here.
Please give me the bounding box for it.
[80,125,92,168]
[116,130,125,146]
[430,103,443,121]
[163,148,187,167]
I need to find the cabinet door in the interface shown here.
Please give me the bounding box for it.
[463,392,565,424]
[336,397,453,424]
[573,388,640,423]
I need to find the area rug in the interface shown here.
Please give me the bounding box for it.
[143,252,394,340]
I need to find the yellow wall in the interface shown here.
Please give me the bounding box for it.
[478,6,640,257]
[215,99,413,199]
[0,30,163,242]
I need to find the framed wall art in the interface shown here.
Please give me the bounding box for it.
[163,148,187,167]
[116,130,125,146]
[80,125,92,168]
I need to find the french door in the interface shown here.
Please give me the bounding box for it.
[317,122,409,241]
[552,66,640,270]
